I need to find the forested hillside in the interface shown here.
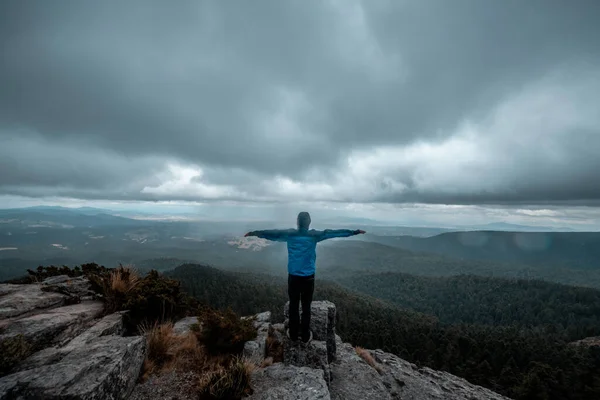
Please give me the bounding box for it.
[168,263,600,400]
[338,273,600,340]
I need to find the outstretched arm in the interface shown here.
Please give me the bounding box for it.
[244,229,292,242]
[317,229,366,242]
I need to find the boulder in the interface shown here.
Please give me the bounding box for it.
[284,339,331,384]
[172,316,200,335]
[0,335,146,399]
[371,349,511,400]
[329,338,391,400]
[0,301,104,351]
[284,301,336,362]
[253,311,271,327]
[0,284,65,319]
[247,363,331,400]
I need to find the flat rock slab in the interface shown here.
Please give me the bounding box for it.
[0,284,66,319]
[329,340,391,400]
[372,349,511,400]
[41,276,97,301]
[248,364,330,400]
[0,301,104,350]
[0,335,146,400]
[19,311,125,370]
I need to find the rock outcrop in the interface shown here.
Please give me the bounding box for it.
[243,311,271,365]
[0,277,146,400]
[245,301,512,400]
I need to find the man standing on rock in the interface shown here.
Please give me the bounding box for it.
[245,212,365,343]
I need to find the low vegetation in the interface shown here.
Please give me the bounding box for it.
[0,334,32,376]
[25,263,199,333]
[198,308,257,355]
[265,325,284,363]
[140,318,256,399]
[198,357,255,400]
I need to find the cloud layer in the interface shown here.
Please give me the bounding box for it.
[1,0,599,206]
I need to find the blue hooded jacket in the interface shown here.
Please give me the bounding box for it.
[248,224,360,277]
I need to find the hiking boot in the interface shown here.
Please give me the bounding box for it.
[286,328,299,342]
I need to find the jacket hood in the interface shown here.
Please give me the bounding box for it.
[297,211,311,230]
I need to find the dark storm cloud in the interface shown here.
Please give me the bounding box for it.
[0,0,599,205]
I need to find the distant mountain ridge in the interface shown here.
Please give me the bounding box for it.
[365,230,600,269]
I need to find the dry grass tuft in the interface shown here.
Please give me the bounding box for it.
[198,356,255,400]
[140,322,175,369]
[356,346,383,374]
[110,266,141,294]
[141,359,157,381]
[97,265,142,313]
[139,322,209,376]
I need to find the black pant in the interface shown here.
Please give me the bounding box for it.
[288,274,315,340]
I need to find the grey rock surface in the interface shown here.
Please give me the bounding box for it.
[42,275,71,285]
[0,335,145,399]
[247,364,331,400]
[129,370,199,400]
[329,339,391,400]
[253,311,271,326]
[19,311,126,370]
[0,301,104,350]
[41,276,97,301]
[372,349,511,400]
[243,311,271,365]
[0,283,66,319]
[172,316,200,335]
[284,301,336,362]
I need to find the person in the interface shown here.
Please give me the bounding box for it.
[244,212,366,343]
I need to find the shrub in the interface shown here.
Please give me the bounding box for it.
[24,263,110,283]
[122,270,194,332]
[198,308,257,355]
[0,335,32,376]
[198,357,254,400]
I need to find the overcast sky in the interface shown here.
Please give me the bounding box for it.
[1,1,600,228]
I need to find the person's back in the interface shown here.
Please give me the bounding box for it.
[245,212,365,342]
